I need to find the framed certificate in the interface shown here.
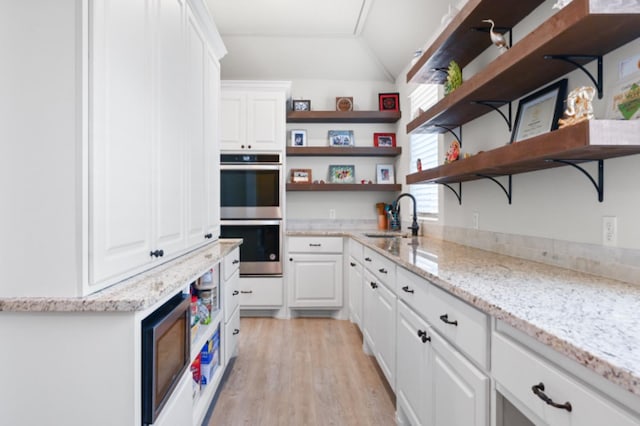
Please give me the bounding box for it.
[511,79,568,143]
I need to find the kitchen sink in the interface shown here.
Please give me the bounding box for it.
[363,232,406,238]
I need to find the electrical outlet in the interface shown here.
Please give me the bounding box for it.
[602,216,617,247]
[329,209,336,219]
[472,212,479,230]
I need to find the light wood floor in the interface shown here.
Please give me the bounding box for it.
[207,317,396,426]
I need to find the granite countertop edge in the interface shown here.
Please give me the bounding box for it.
[289,229,640,398]
[0,239,242,313]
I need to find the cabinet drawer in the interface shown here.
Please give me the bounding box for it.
[238,278,283,307]
[363,247,396,288]
[493,332,639,426]
[223,269,239,322]
[288,236,343,253]
[349,239,363,262]
[424,284,489,369]
[396,267,429,314]
[222,247,240,281]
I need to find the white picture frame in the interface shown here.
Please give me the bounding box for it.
[291,129,307,146]
[376,164,395,184]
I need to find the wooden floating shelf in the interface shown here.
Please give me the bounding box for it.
[407,0,640,134]
[286,146,402,157]
[287,183,402,192]
[287,110,401,123]
[407,0,544,84]
[406,120,640,185]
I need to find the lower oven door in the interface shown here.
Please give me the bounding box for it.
[220,220,282,276]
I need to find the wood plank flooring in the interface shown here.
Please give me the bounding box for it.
[207,317,396,426]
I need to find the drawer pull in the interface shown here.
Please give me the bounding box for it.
[350,262,356,267]
[370,281,378,289]
[233,329,240,335]
[364,257,372,262]
[417,329,431,343]
[240,290,253,294]
[531,383,572,412]
[232,259,240,264]
[232,290,239,296]
[439,314,458,326]
[401,286,414,294]
[309,243,322,247]
[378,268,388,274]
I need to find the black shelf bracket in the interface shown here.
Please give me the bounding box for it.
[432,67,449,74]
[433,125,462,147]
[442,182,462,205]
[472,100,512,131]
[476,174,513,204]
[472,26,513,49]
[548,159,604,202]
[543,54,603,99]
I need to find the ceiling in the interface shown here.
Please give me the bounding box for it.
[205,0,455,82]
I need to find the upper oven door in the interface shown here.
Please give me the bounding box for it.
[220,164,282,219]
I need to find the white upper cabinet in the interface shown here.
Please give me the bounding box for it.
[220,81,290,152]
[0,0,226,297]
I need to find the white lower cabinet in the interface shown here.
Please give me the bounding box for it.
[397,301,431,426]
[363,268,396,390]
[348,255,363,327]
[223,247,240,365]
[224,304,240,364]
[287,237,343,309]
[396,300,489,426]
[493,329,640,426]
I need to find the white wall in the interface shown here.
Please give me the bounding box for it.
[286,79,401,221]
[397,0,640,250]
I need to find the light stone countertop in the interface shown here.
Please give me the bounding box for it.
[289,229,640,398]
[0,239,242,313]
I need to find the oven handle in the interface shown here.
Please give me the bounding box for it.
[221,219,282,226]
[220,164,281,171]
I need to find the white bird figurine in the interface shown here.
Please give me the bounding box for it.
[482,19,509,53]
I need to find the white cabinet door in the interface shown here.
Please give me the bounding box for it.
[219,88,286,151]
[362,269,378,353]
[247,91,285,151]
[204,50,220,240]
[348,256,363,327]
[224,304,240,365]
[372,278,397,390]
[288,253,343,308]
[185,8,207,247]
[220,90,246,151]
[155,0,187,256]
[90,0,154,285]
[430,330,489,426]
[397,301,431,426]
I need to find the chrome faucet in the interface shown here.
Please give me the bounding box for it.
[392,193,419,237]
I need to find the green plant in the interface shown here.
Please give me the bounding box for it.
[444,60,462,95]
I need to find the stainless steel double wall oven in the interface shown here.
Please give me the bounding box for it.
[220,153,283,276]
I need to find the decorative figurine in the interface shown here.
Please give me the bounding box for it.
[416,159,422,172]
[558,86,596,128]
[444,140,461,164]
[552,0,572,10]
[482,19,509,53]
[445,60,462,95]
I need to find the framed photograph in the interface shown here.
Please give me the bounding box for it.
[328,165,355,183]
[328,130,355,147]
[291,129,307,146]
[292,99,311,111]
[373,132,396,147]
[336,97,354,111]
[290,168,312,184]
[378,92,400,111]
[511,79,568,143]
[376,164,395,184]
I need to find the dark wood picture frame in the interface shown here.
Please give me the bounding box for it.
[511,79,568,143]
[292,100,311,111]
[290,168,312,184]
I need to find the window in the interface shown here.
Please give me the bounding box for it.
[409,84,439,216]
